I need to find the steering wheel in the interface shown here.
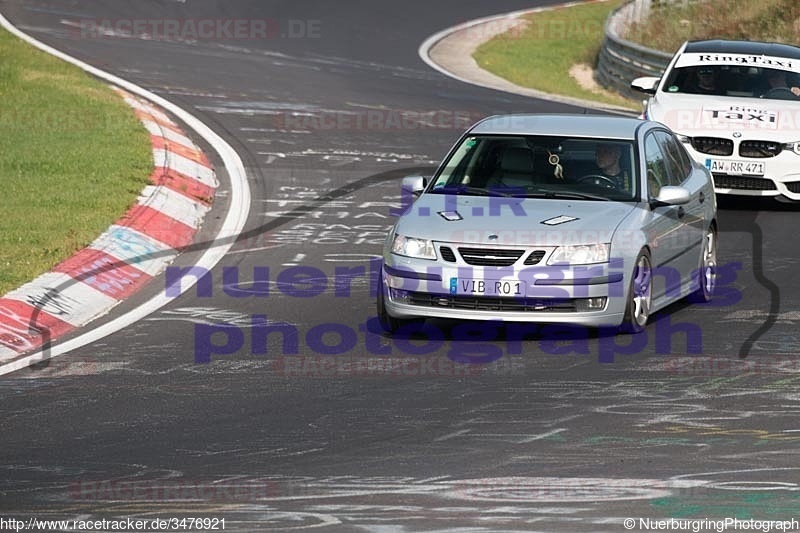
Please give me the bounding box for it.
[576,174,617,189]
[761,87,798,99]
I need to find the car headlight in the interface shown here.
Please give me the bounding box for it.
[548,243,610,265]
[391,234,436,260]
[783,141,800,155]
[676,134,691,144]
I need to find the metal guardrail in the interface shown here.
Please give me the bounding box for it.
[596,0,673,100]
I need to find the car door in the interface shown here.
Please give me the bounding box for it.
[642,131,692,303]
[654,130,706,278]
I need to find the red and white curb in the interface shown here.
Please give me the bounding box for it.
[0,89,217,363]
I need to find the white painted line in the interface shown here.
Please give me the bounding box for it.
[0,12,251,376]
[415,475,451,484]
[141,119,198,149]
[0,340,27,364]
[433,429,471,442]
[3,272,119,327]
[119,94,174,123]
[151,144,168,167]
[136,185,210,229]
[282,253,306,266]
[226,243,285,255]
[154,148,218,187]
[0,345,20,364]
[418,6,551,84]
[519,428,567,443]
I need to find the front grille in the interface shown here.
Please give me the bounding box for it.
[524,250,546,265]
[407,292,578,312]
[739,140,781,158]
[439,246,456,262]
[691,137,734,156]
[786,182,800,193]
[714,175,776,190]
[458,247,524,266]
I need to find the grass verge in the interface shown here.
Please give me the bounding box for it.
[624,0,800,53]
[0,27,152,296]
[473,0,637,110]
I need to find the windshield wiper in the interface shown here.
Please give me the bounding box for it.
[524,190,611,201]
[430,186,517,197]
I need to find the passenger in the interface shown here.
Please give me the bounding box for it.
[691,67,720,94]
[762,69,800,97]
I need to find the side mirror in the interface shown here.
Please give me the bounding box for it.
[652,185,691,206]
[401,175,427,197]
[631,76,660,95]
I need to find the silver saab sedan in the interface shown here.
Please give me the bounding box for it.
[377,114,717,334]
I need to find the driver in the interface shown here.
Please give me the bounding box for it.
[594,143,630,190]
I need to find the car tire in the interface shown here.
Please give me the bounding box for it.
[688,225,717,304]
[619,250,652,334]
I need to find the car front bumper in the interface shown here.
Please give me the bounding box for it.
[381,255,630,328]
[683,144,800,200]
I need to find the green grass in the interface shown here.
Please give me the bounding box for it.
[473,0,637,110]
[0,27,152,296]
[625,0,800,53]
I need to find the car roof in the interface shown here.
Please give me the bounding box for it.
[469,114,647,140]
[683,39,800,60]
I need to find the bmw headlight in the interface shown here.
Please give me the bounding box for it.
[548,243,610,265]
[783,141,800,155]
[391,234,436,260]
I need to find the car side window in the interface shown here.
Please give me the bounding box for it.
[673,136,695,176]
[654,130,689,185]
[644,133,668,198]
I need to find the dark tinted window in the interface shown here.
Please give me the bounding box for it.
[663,64,800,100]
[430,135,638,201]
[654,130,690,185]
[644,133,668,198]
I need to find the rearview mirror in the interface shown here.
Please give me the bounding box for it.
[401,175,427,197]
[631,76,660,95]
[653,186,691,206]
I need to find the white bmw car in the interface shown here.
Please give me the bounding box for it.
[632,39,800,201]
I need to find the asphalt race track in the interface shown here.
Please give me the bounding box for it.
[2,1,800,530]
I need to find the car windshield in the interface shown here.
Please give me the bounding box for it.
[429,135,638,202]
[662,64,800,100]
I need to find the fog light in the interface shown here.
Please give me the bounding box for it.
[577,297,607,312]
[390,288,410,303]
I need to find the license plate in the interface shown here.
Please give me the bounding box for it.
[705,159,765,176]
[451,278,524,296]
